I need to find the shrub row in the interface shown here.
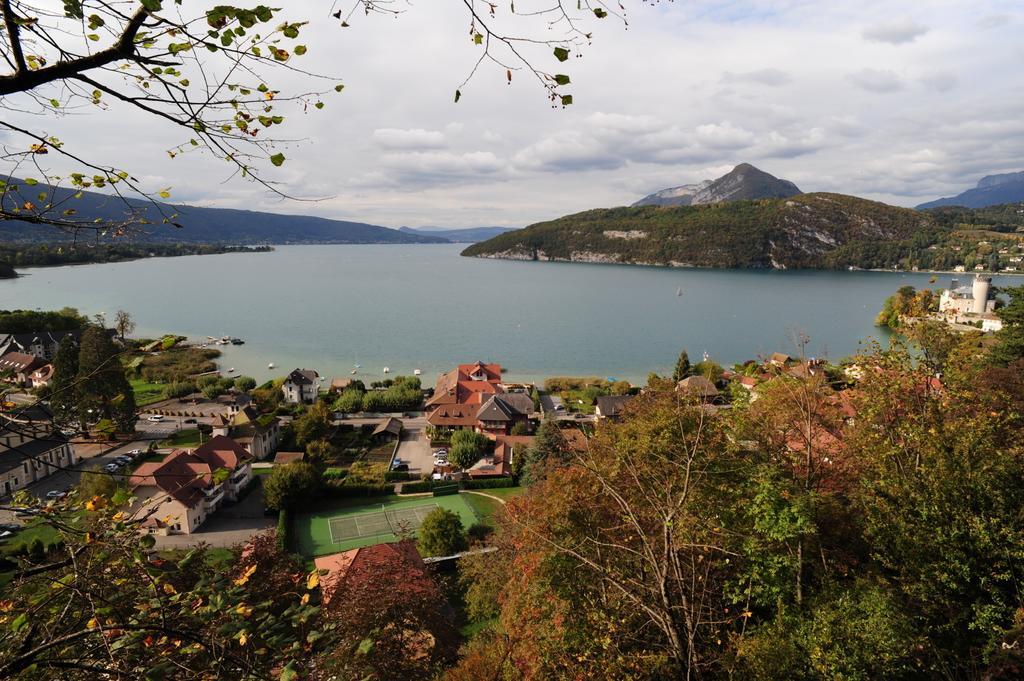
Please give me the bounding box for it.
[383,471,416,482]
[462,477,517,489]
[276,509,291,552]
[401,480,434,494]
[321,481,393,498]
[322,468,348,481]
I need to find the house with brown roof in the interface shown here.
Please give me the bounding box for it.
[28,363,55,388]
[211,406,280,460]
[314,540,428,606]
[467,434,534,478]
[372,417,403,442]
[329,378,354,393]
[0,352,48,387]
[425,362,504,408]
[768,352,792,367]
[128,435,252,535]
[0,409,75,496]
[676,375,720,401]
[475,393,534,435]
[595,395,634,419]
[282,368,320,404]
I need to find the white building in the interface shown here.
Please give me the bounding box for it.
[282,368,320,404]
[939,275,996,316]
[0,407,76,496]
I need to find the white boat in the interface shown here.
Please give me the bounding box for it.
[227,367,235,373]
[413,369,422,376]
[382,367,390,374]
[267,362,275,369]
[350,369,357,375]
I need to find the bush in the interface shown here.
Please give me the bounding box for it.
[321,481,393,498]
[322,468,348,481]
[544,376,610,392]
[263,462,322,510]
[417,507,468,557]
[384,471,415,482]
[234,375,257,392]
[163,381,196,399]
[467,522,494,543]
[197,375,220,389]
[401,480,434,494]
[333,389,364,414]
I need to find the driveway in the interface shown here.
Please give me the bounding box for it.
[394,417,433,477]
[153,484,274,550]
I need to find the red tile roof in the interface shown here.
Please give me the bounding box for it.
[129,436,250,508]
[315,541,427,605]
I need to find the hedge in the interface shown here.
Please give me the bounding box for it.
[433,484,459,497]
[383,471,416,482]
[322,468,348,481]
[276,509,291,552]
[401,480,434,494]
[462,477,517,489]
[321,481,393,498]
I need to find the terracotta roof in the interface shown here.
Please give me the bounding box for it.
[274,451,304,464]
[425,363,504,407]
[769,352,792,365]
[129,436,249,509]
[471,434,534,478]
[329,378,353,392]
[315,541,427,605]
[427,403,479,428]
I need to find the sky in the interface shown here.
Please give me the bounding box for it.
[5,0,1024,229]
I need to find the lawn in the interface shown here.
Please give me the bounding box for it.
[461,486,525,523]
[130,378,167,407]
[0,518,73,586]
[294,493,481,557]
[157,429,202,448]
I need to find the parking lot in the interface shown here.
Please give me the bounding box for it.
[392,416,434,477]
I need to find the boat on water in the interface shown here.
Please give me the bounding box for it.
[351,369,357,374]
[413,369,422,376]
[267,362,275,369]
[677,287,684,296]
[383,367,390,374]
[227,367,235,373]
[230,338,245,345]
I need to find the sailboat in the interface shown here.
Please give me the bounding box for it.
[676,287,683,296]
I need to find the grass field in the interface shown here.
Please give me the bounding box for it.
[461,487,525,523]
[130,378,167,407]
[294,494,480,557]
[157,428,202,448]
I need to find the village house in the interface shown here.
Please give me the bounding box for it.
[28,363,55,388]
[676,375,720,401]
[0,406,75,496]
[282,368,320,404]
[372,417,403,443]
[0,330,79,361]
[314,540,429,606]
[595,395,634,419]
[0,352,49,387]
[128,435,252,535]
[474,393,535,435]
[329,378,354,393]
[466,434,534,478]
[211,405,281,460]
[425,362,504,409]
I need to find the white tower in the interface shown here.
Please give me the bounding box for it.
[971,274,991,315]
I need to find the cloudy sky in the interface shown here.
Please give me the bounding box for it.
[7,0,1024,228]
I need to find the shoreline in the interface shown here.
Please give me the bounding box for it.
[0,244,273,275]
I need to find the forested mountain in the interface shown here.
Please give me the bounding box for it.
[464,194,1024,271]
[917,171,1024,209]
[0,180,444,245]
[632,163,801,207]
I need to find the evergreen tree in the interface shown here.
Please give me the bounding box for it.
[76,327,136,433]
[49,336,79,428]
[672,349,692,383]
[520,417,570,484]
[992,285,1024,366]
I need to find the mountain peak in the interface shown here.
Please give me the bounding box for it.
[632,164,801,207]
[917,170,1024,209]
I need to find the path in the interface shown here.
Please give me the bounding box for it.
[460,490,507,505]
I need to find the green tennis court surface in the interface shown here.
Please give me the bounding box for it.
[294,494,479,557]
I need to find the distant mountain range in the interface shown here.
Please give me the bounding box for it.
[916,171,1024,209]
[0,180,445,245]
[632,163,802,207]
[398,226,516,243]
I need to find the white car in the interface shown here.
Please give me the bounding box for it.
[129,448,142,456]
[45,490,67,500]
[104,463,120,473]
[146,415,164,422]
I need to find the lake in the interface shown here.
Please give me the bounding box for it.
[0,244,1011,384]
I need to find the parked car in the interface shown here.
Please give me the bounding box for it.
[114,455,132,463]
[146,414,164,422]
[104,463,120,473]
[45,490,67,499]
[183,418,197,424]
[128,448,143,456]
[14,510,37,519]
[391,463,409,472]
[0,523,21,533]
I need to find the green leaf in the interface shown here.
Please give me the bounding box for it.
[560,94,573,106]
[49,98,60,107]
[294,45,307,56]
[139,534,156,549]
[554,74,571,86]
[473,33,483,45]
[24,178,38,186]
[594,8,608,18]
[314,101,324,109]
[334,84,345,93]
[554,47,570,62]
[10,613,27,633]
[270,153,285,167]
[140,0,163,11]
[86,33,99,41]
[279,662,298,681]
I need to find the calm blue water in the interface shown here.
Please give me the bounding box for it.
[0,244,1012,384]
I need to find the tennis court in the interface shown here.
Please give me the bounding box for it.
[328,503,440,543]
[294,493,480,556]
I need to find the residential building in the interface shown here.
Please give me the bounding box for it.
[676,376,720,401]
[282,368,320,404]
[129,435,252,535]
[467,434,534,478]
[425,362,504,409]
[0,407,75,496]
[595,395,634,419]
[0,352,48,387]
[329,378,354,393]
[314,540,428,606]
[211,406,280,460]
[939,275,996,316]
[28,363,55,388]
[768,352,792,366]
[539,394,565,414]
[0,330,80,361]
[475,393,534,435]
[372,417,403,443]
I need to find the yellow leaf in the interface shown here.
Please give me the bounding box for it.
[236,603,253,617]
[162,583,176,595]
[300,593,309,605]
[112,512,127,522]
[306,570,319,590]
[238,631,248,646]
[87,617,100,629]
[234,563,257,587]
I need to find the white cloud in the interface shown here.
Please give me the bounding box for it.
[721,68,792,86]
[861,19,930,44]
[371,128,447,150]
[847,68,905,93]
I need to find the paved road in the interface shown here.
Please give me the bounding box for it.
[153,485,273,549]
